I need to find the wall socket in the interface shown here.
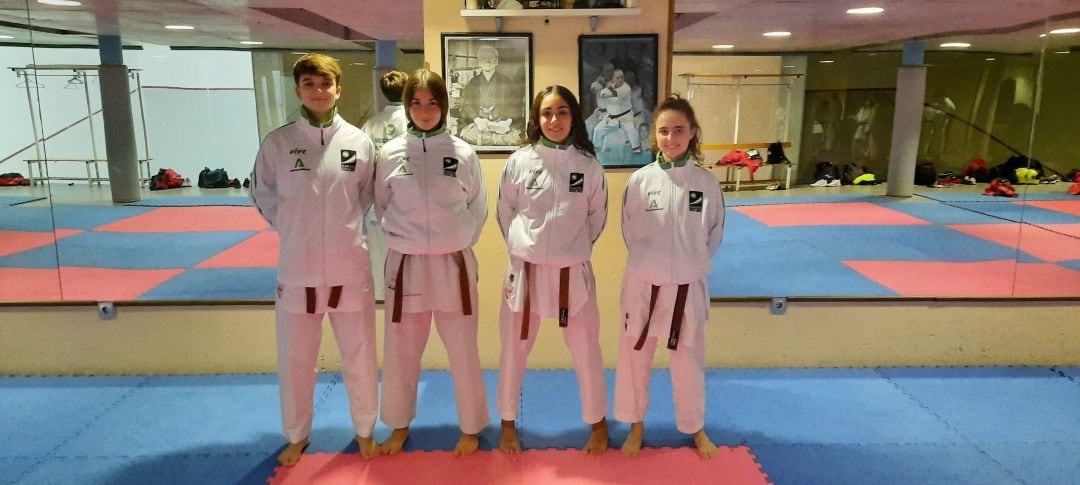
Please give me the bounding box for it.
[98,301,116,320]
[770,297,788,315]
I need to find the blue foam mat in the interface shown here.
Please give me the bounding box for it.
[949,201,1080,224]
[979,442,1080,485]
[878,366,1080,443]
[1061,260,1080,272]
[46,231,257,269]
[0,206,55,232]
[125,196,252,207]
[14,453,272,485]
[137,267,278,300]
[726,193,879,207]
[0,195,47,206]
[876,200,1011,224]
[750,443,1016,485]
[777,225,1032,262]
[51,204,156,230]
[711,241,897,296]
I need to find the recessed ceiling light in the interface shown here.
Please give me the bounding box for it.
[240,41,263,45]
[352,62,367,66]
[763,31,791,38]
[292,52,309,55]
[1055,50,1071,54]
[165,25,194,30]
[1039,34,1047,38]
[1049,27,1080,35]
[846,7,884,14]
[782,65,795,68]
[38,0,81,6]
[940,42,971,48]
[0,35,13,39]
[985,57,996,61]
[819,60,835,64]
[712,44,734,49]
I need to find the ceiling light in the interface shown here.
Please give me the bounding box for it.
[763,31,791,38]
[1054,50,1071,54]
[292,52,309,55]
[985,57,996,61]
[819,60,835,64]
[37,0,81,6]
[165,25,195,30]
[712,44,734,49]
[240,41,263,45]
[940,42,970,48]
[782,65,795,68]
[1049,27,1080,35]
[352,62,367,66]
[846,7,884,14]
[1039,34,1047,38]
[0,35,13,39]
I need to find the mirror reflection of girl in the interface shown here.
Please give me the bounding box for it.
[616,94,725,459]
[496,86,610,455]
[374,69,489,456]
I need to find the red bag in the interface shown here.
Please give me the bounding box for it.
[150,168,184,191]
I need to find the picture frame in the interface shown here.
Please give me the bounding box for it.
[578,34,658,167]
[442,32,533,153]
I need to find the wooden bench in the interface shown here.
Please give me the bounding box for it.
[702,142,794,191]
[25,158,153,186]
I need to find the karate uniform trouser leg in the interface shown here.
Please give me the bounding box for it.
[614,333,655,425]
[379,310,434,430]
[276,307,324,444]
[497,296,607,424]
[327,306,378,439]
[668,329,706,434]
[432,310,490,434]
[618,115,641,149]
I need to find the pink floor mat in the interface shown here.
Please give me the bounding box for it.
[1020,199,1080,218]
[268,447,771,485]
[947,223,1080,263]
[197,230,279,268]
[94,206,269,233]
[845,259,1080,296]
[734,202,931,227]
[0,229,81,257]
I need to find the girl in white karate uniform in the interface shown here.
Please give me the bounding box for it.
[496,85,609,454]
[374,69,489,456]
[615,95,725,460]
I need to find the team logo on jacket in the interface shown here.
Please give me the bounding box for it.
[646,189,663,211]
[394,164,412,176]
[569,172,584,193]
[526,169,544,190]
[290,158,309,172]
[340,149,357,172]
[688,191,703,212]
[443,157,459,177]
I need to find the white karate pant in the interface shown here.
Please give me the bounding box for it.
[380,310,490,435]
[613,323,706,434]
[496,295,607,424]
[276,304,378,444]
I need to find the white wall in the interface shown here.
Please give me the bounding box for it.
[0,45,259,183]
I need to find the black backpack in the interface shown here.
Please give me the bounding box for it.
[814,162,839,181]
[915,162,937,187]
[198,167,230,188]
[841,163,865,185]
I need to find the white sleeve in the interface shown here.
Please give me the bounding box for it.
[496,154,519,243]
[374,145,392,225]
[356,135,377,215]
[707,186,725,256]
[620,175,636,251]
[588,163,608,244]
[466,151,488,246]
[250,142,278,228]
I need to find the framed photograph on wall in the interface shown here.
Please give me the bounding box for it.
[442,32,533,152]
[578,34,658,167]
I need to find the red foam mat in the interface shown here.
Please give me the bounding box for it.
[0,268,62,300]
[0,228,82,257]
[947,223,1080,263]
[0,267,184,301]
[845,259,1080,296]
[1021,200,1080,218]
[268,447,771,485]
[94,206,269,233]
[196,230,279,268]
[734,202,931,227]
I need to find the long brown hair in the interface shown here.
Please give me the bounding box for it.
[402,69,449,129]
[523,85,595,157]
[649,94,704,163]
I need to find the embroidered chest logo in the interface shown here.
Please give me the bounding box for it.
[289,148,307,155]
[340,149,357,172]
[394,163,412,176]
[569,172,584,193]
[525,168,544,190]
[290,158,310,172]
[688,191,703,212]
[443,157,459,177]
[646,189,663,211]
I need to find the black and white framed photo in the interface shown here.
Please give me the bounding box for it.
[578,34,658,167]
[442,33,533,152]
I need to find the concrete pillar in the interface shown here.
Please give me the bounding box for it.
[372,40,398,112]
[886,42,926,197]
[98,35,141,203]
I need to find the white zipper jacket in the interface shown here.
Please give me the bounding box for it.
[497,140,607,266]
[375,127,487,255]
[621,156,725,285]
[361,103,408,151]
[250,112,376,287]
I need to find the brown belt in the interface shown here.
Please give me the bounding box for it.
[633,283,689,351]
[304,285,344,314]
[519,263,570,340]
[392,251,472,324]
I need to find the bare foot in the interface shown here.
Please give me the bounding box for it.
[277,437,310,466]
[500,420,521,454]
[582,417,608,455]
[693,428,718,460]
[380,427,409,455]
[357,435,381,460]
[453,433,480,456]
[620,422,643,457]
